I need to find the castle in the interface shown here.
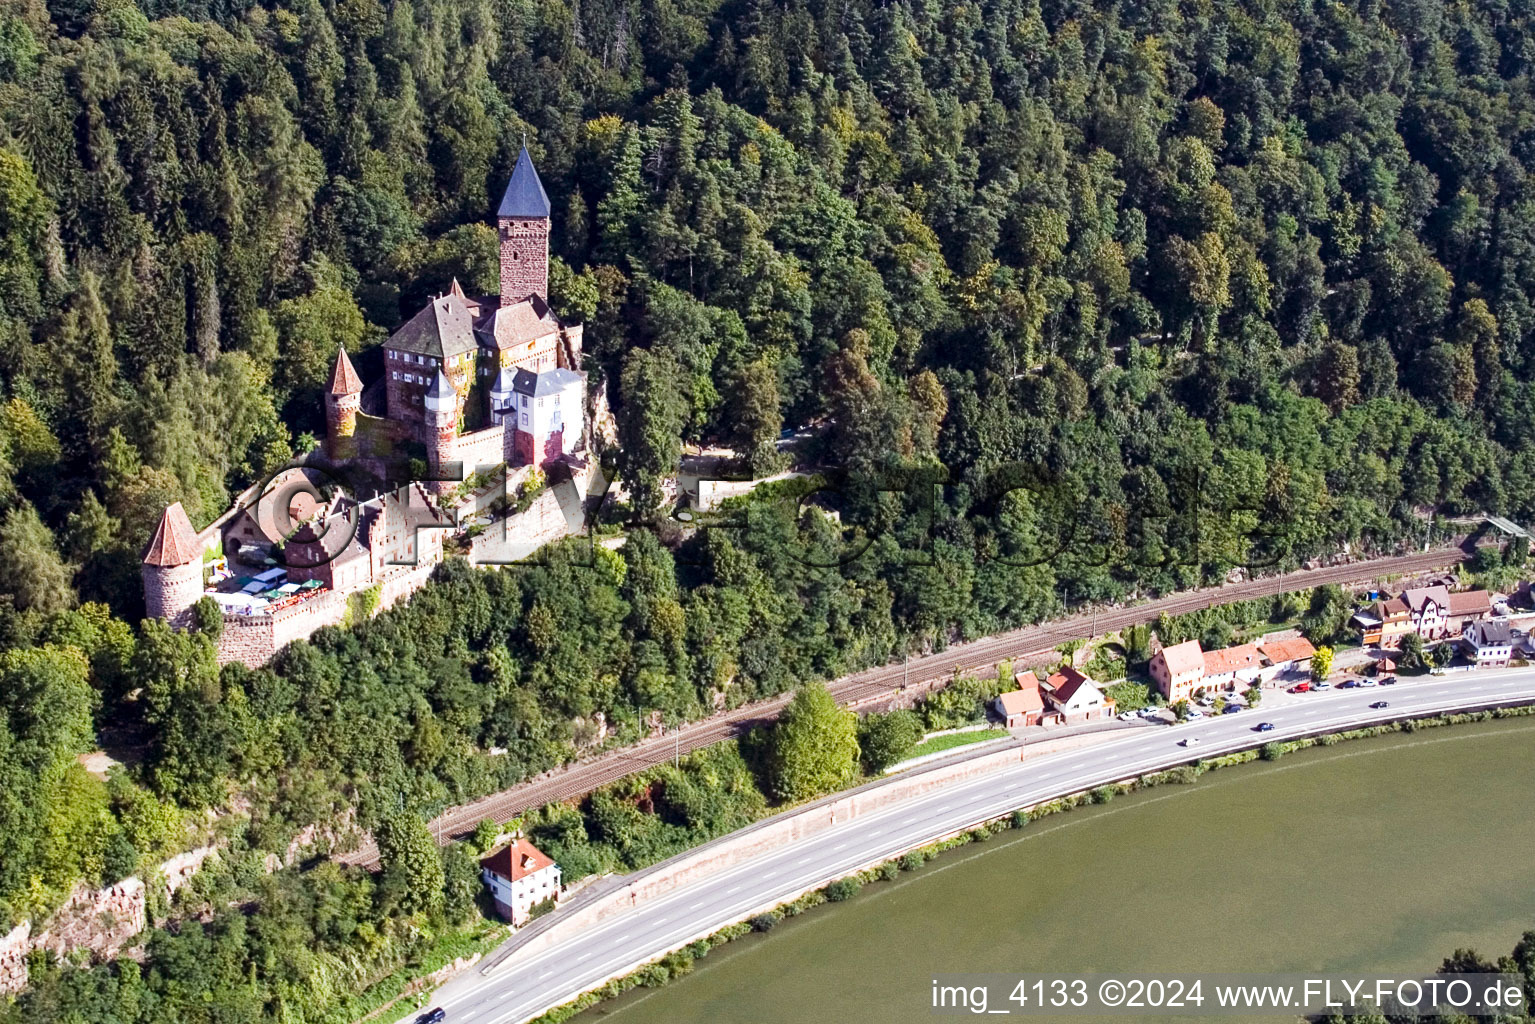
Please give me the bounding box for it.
[142,148,605,665]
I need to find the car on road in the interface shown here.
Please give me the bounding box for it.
[1180,737,1201,746]
[1370,701,1389,709]
[1288,682,1311,693]
[416,1010,446,1024]
[1255,722,1275,732]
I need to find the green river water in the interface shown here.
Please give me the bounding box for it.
[575,718,1535,1024]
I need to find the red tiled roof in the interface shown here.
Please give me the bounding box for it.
[141,502,200,567]
[481,837,554,882]
[1202,643,1263,676]
[998,682,1044,716]
[1447,590,1492,616]
[1378,597,1409,616]
[328,347,363,395]
[1260,636,1316,664]
[1156,639,1204,678]
[1045,666,1097,705]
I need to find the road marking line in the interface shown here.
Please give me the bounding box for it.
[727,885,741,894]
[577,953,591,962]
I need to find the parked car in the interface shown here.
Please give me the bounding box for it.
[417,1010,447,1024]
[1223,704,1241,714]
[1357,678,1378,687]
[1118,711,1138,721]
[1378,676,1397,685]
[1185,710,1205,720]
[1255,722,1276,732]
[1288,682,1311,693]
[1180,737,1201,746]
[1370,701,1389,709]
[1312,681,1331,690]
[1337,680,1357,689]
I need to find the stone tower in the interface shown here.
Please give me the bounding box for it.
[324,347,363,461]
[423,369,459,494]
[496,146,551,306]
[141,502,202,627]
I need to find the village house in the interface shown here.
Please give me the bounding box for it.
[1461,620,1516,668]
[1149,639,1206,703]
[995,668,1115,727]
[996,671,1048,728]
[480,837,561,925]
[1257,636,1317,681]
[1040,667,1116,723]
[1352,586,1494,648]
[1150,635,1320,700]
[1201,643,1265,691]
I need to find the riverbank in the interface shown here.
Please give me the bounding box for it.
[507,703,1535,1024]
[419,674,1535,1024]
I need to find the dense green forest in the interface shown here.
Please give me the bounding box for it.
[5,0,1535,1015]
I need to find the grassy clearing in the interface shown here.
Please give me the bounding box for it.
[905,729,1010,761]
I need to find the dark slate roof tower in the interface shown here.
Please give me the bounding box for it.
[497,146,551,308]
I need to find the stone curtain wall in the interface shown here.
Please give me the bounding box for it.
[0,846,220,994]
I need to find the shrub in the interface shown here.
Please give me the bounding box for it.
[878,861,899,881]
[1089,785,1117,804]
[748,913,779,932]
[1259,742,1284,761]
[824,878,861,901]
[899,851,925,872]
[1010,809,1031,829]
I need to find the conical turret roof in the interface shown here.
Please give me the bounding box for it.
[142,502,200,567]
[328,347,363,395]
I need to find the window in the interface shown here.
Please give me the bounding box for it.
[392,371,399,380]
[521,413,528,427]
[552,395,559,407]
[537,398,544,408]
[522,396,529,408]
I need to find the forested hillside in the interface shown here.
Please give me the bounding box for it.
[3,0,1535,1017]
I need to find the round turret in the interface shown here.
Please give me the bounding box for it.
[141,502,203,628]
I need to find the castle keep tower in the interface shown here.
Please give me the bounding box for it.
[424,369,459,494]
[325,347,363,461]
[497,146,551,306]
[141,502,202,627]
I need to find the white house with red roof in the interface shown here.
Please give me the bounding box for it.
[480,837,561,925]
[1040,666,1115,723]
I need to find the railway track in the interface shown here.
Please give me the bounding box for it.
[338,545,1469,867]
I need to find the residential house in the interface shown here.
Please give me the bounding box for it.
[480,837,561,925]
[1257,636,1317,681]
[1353,587,1493,648]
[1202,643,1264,691]
[996,671,1049,728]
[1461,620,1515,668]
[1403,585,1452,639]
[1352,595,1412,648]
[1040,667,1115,723]
[1150,639,1206,702]
[1446,590,1494,637]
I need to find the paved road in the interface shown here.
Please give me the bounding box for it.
[342,546,1467,868]
[423,666,1535,1024]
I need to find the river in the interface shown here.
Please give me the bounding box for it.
[574,718,1535,1024]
